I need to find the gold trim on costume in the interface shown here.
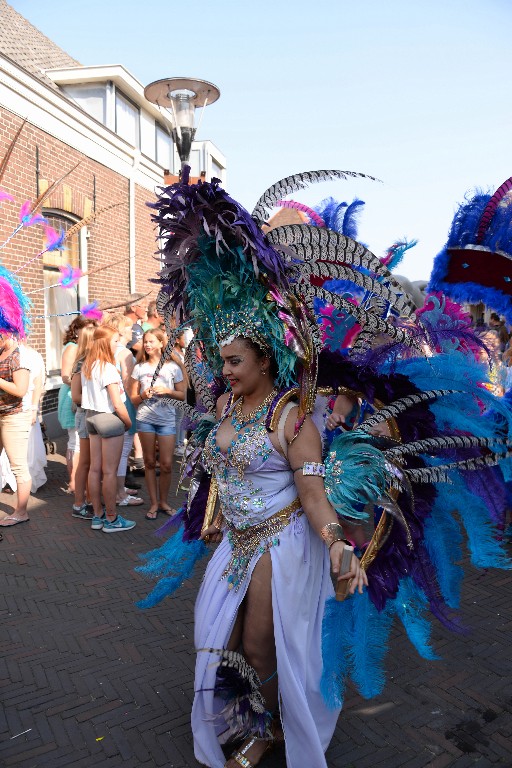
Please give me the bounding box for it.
[222,498,302,589]
[200,477,219,541]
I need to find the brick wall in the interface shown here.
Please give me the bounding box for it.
[0,107,159,424]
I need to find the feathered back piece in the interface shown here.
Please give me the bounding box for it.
[0,265,30,337]
[429,179,512,322]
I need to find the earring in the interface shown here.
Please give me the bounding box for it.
[261,370,266,376]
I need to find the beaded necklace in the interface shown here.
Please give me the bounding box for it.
[231,388,277,431]
[203,389,277,479]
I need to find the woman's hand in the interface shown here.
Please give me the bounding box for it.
[330,541,368,595]
[199,524,223,544]
[151,384,166,396]
[325,412,349,432]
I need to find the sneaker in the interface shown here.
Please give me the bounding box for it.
[174,445,185,457]
[102,514,136,533]
[91,511,106,530]
[72,503,94,520]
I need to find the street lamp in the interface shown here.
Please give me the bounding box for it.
[144,77,220,173]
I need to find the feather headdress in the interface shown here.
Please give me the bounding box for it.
[429,178,512,322]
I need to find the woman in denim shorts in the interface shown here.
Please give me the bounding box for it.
[129,329,185,520]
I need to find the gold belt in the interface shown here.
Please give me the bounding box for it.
[222,498,302,591]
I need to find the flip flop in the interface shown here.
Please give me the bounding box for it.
[145,510,159,520]
[157,508,177,517]
[117,495,144,506]
[0,516,30,527]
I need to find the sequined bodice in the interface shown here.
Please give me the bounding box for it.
[203,410,297,529]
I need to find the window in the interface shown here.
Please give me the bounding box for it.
[42,213,81,375]
[211,158,224,179]
[115,90,140,148]
[63,84,107,124]
[156,124,173,171]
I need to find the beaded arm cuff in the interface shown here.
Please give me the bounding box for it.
[320,522,351,549]
[302,461,326,477]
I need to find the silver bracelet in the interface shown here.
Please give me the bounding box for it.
[302,462,326,477]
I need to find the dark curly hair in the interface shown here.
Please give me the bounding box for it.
[62,316,98,346]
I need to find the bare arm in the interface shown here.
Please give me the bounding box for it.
[117,347,135,390]
[60,344,76,385]
[70,371,82,406]
[30,371,43,424]
[106,383,131,430]
[0,368,29,399]
[287,412,367,594]
[152,378,186,400]
[326,393,391,437]
[128,375,146,408]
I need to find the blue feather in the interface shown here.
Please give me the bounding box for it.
[324,431,390,521]
[342,199,365,240]
[347,591,393,699]
[448,476,511,569]
[136,525,208,607]
[383,239,418,272]
[391,578,439,660]
[423,487,463,609]
[320,597,351,709]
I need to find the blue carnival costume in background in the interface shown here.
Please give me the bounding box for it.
[136,166,512,767]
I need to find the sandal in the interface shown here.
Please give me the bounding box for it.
[157,507,177,516]
[117,495,143,506]
[228,735,274,768]
[0,516,29,527]
[145,509,159,520]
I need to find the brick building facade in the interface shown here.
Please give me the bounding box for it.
[0,0,226,434]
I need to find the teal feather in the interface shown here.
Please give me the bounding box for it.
[392,355,512,440]
[324,430,391,521]
[136,525,208,607]
[448,475,512,569]
[186,236,297,387]
[391,578,439,660]
[423,487,463,609]
[320,596,351,709]
[347,591,394,699]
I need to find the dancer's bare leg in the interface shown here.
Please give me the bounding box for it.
[225,552,277,768]
[139,432,158,517]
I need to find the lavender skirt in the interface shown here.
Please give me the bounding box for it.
[192,513,340,768]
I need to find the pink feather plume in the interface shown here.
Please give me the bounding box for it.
[58,264,82,289]
[80,301,103,321]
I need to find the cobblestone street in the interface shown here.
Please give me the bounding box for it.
[0,440,511,767]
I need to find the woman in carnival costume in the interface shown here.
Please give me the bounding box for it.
[137,167,512,768]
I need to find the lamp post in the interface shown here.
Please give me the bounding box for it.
[144,77,220,175]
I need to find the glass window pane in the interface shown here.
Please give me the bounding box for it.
[156,124,173,171]
[41,214,81,374]
[63,84,107,124]
[44,270,79,374]
[115,91,140,148]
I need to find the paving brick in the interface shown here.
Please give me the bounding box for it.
[0,445,512,768]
